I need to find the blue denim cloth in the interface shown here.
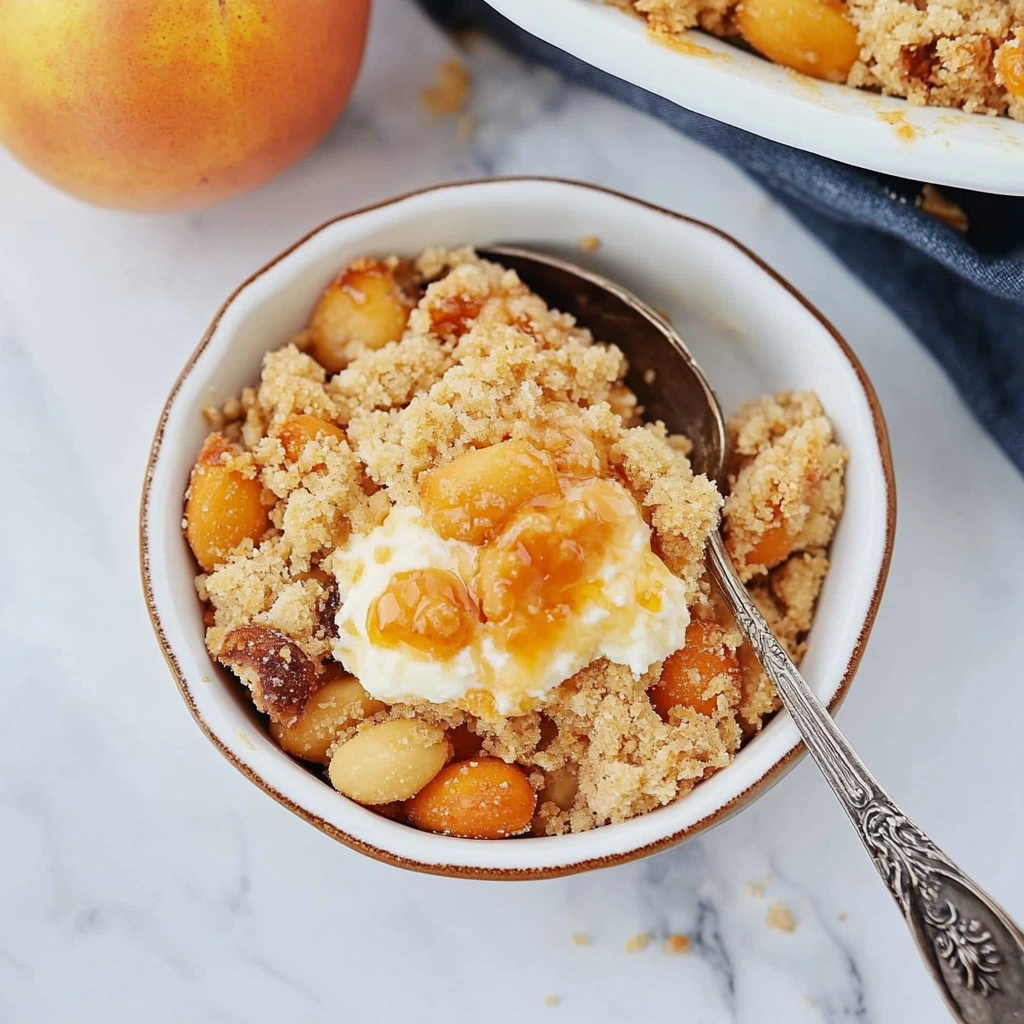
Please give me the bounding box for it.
[419,0,1024,472]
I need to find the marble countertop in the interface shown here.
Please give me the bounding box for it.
[2,1,1022,1021]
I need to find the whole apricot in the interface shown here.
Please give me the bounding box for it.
[0,0,369,211]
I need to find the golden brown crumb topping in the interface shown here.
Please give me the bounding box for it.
[629,0,1024,120]
[185,248,847,837]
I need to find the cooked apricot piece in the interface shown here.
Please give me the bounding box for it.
[272,414,345,465]
[307,258,414,372]
[997,40,1024,100]
[368,567,480,659]
[328,720,451,804]
[269,673,385,764]
[185,434,270,573]
[650,618,741,720]
[419,438,560,545]
[744,518,797,570]
[736,0,859,82]
[475,480,630,640]
[405,757,537,838]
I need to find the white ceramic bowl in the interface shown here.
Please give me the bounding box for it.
[484,0,1024,196]
[140,178,895,879]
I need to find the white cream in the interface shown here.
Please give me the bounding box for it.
[332,491,690,715]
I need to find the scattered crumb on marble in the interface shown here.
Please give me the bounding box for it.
[766,902,797,933]
[544,995,561,1007]
[917,184,969,233]
[643,367,657,385]
[803,996,816,1008]
[456,113,477,142]
[421,58,471,118]
[663,933,691,955]
[745,881,765,899]
[625,932,650,953]
[571,932,591,947]
[579,234,601,252]
[201,675,211,683]
[838,912,848,922]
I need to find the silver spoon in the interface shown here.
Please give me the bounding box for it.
[481,245,1024,1023]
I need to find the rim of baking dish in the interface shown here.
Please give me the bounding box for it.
[483,0,1024,196]
[140,177,896,880]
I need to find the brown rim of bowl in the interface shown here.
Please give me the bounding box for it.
[139,176,897,881]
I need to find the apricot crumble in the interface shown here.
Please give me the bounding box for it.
[626,0,1024,120]
[185,248,847,839]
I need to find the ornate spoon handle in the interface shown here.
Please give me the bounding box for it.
[707,532,1024,1022]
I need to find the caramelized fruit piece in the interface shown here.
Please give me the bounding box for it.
[736,0,859,82]
[218,625,319,725]
[184,434,270,573]
[269,672,385,764]
[419,438,560,545]
[475,480,630,643]
[650,617,741,720]
[428,293,483,341]
[272,414,345,465]
[368,567,480,660]
[405,757,537,838]
[307,258,414,372]
[328,720,451,804]
[997,40,1024,100]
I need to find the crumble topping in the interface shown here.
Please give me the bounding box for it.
[186,248,847,837]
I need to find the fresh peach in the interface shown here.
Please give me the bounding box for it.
[0,0,369,211]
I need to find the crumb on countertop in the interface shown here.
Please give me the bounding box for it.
[579,234,601,252]
[625,932,651,953]
[663,933,692,954]
[571,932,591,947]
[544,995,561,1008]
[766,902,797,933]
[421,58,471,117]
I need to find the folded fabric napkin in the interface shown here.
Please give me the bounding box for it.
[419,0,1024,473]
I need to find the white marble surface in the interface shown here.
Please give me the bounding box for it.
[1,2,1022,1021]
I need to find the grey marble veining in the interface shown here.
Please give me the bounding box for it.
[1,1,1022,1022]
